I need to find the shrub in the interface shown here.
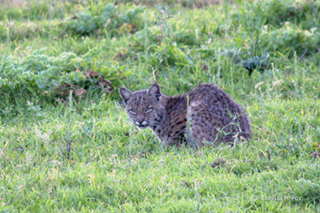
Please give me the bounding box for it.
[264,0,320,29]
[232,0,320,29]
[0,20,55,41]
[0,1,72,21]
[0,50,86,98]
[260,24,320,56]
[61,2,144,37]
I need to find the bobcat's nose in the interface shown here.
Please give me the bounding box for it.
[134,120,149,128]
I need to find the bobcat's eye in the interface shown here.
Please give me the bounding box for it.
[129,109,137,115]
[145,107,153,113]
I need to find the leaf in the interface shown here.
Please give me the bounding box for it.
[84,69,114,94]
[56,84,77,96]
[84,69,100,79]
[74,88,86,97]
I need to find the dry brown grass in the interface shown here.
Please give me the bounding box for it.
[0,0,70,9]
[0,0,233,10]
[1,0,29,8]
[131,0,228,8]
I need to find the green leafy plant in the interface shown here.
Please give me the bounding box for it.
[61,2,144,37]
[263,0,320,29]
[260,24,320,57]
[242,53,270,75]
[0,50,85,94]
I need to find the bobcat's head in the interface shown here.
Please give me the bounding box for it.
[119,83,166,129]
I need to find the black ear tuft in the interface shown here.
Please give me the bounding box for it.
[119,87,133,105]
[148,83,161,100]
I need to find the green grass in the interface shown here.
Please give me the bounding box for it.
[1,0,320,212]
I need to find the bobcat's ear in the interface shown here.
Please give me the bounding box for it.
[148,83,161,100]
[119,87,133,105]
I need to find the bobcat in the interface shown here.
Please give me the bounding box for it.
[119,83,251,148]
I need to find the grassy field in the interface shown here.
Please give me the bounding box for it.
[1,0,320,212]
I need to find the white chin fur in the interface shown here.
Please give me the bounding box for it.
[138,126,148,129]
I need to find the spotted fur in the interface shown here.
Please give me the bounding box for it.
[119,83,252,147]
